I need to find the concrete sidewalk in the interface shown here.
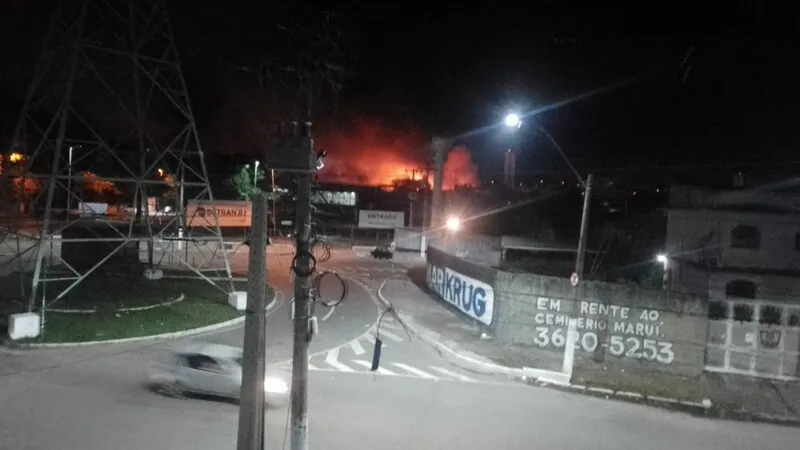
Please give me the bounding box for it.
[378,271,800,426]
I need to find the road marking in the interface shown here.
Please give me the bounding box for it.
[391,363,438,380]
[352,359,397,375]
[374,328,404,343]
[380,320,407,333]
[349,339,365,355]
[324,348,354,372]
[430,366,477,382]
[308,363,323,371]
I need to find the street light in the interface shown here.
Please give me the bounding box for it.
[253,160,260,191]
[656,253,669,290]
[445,216,461,232]
[656,253,668,267]
[504,113,522,129]
[66,145,82,213]
[504,111,593,281]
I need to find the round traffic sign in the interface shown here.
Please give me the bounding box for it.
[570,272,579,287]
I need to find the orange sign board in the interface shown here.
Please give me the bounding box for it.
[185,200,252,228]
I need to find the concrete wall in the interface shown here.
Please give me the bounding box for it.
[425,245,498,331]
[426,241,708,382]
[493,271,707,377]
[394,227,423,251]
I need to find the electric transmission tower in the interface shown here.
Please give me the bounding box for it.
[0,0,233,313]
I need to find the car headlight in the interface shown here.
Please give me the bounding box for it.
[264,377,289,394]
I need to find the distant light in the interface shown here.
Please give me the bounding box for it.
[9,152,23,163]
[504,113,522,128]
[445,216,461,232]
[656,254,668,266]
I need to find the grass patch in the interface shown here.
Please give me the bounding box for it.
[1,275,273,344]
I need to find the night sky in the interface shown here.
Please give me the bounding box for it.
[1,1,798,187]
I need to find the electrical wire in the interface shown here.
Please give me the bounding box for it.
[313,270,348,308]
[290,250,316,277]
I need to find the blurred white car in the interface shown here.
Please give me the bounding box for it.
[147,342,289,406]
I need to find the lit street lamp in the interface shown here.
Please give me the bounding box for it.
[504,112,593,282]
[504,112,522,129]
[656,253,670,290]
[253,160,260,191]
[445,216,461,232]
[66,145,82,213]
[656,253,668,267]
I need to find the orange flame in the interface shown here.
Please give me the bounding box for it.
[315,119,479,190]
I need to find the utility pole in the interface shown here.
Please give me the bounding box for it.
[574,174,594,279]
[430,137,447,230]
[236,192,269,450]
[422,165,431,229]
[270,168,277,236]
[290,81,315,450]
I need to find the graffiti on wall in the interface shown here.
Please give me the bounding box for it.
[532,297,676,364]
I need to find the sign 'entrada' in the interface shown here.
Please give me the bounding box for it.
[357,209,404,229]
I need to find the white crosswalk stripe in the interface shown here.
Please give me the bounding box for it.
[374,328,404,343]
[351,359,397,375]
[380,320,409,335]
[430,366,477,382]
[297,354,482,383]
[349,339,365,355]
[391,363,438,380]
[324,348,354,372]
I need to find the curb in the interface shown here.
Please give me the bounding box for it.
[5,289,280,349]
[48,294,186,314]
[531,379,800,427]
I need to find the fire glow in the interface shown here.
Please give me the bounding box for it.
[315,119,479,190]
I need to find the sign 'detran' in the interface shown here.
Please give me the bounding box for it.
[426,263,494,326]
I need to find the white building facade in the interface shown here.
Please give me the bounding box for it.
[666,185,800,380]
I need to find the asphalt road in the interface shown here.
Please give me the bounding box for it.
[0,248,797,449]
[1,366,796,450]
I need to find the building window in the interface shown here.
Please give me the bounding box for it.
[725,279,757,299]
[730,225,761,249]
[795,232,800,251]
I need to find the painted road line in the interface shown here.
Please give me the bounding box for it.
[391,363,438,380]
[352,359,397,376]
[361,335,385,348]
[308,363,323,371]
[380,320,410,336]
[324,348,355,372]
[349,339,365,356]
[375,328,405,343]
[430,366,477,382]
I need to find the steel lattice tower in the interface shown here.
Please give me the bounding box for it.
[0,0,233,312]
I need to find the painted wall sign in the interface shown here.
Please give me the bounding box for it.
[426,263,494,326]
[358,210,404,229]
[531,297,676,364]
[186,200,252,228]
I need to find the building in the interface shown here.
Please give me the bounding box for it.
[665,184,800,380]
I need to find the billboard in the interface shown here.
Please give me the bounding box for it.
[358,210,404,229]
[311,190,357,206]
[186,200,252,228]
[426,262,494,326]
